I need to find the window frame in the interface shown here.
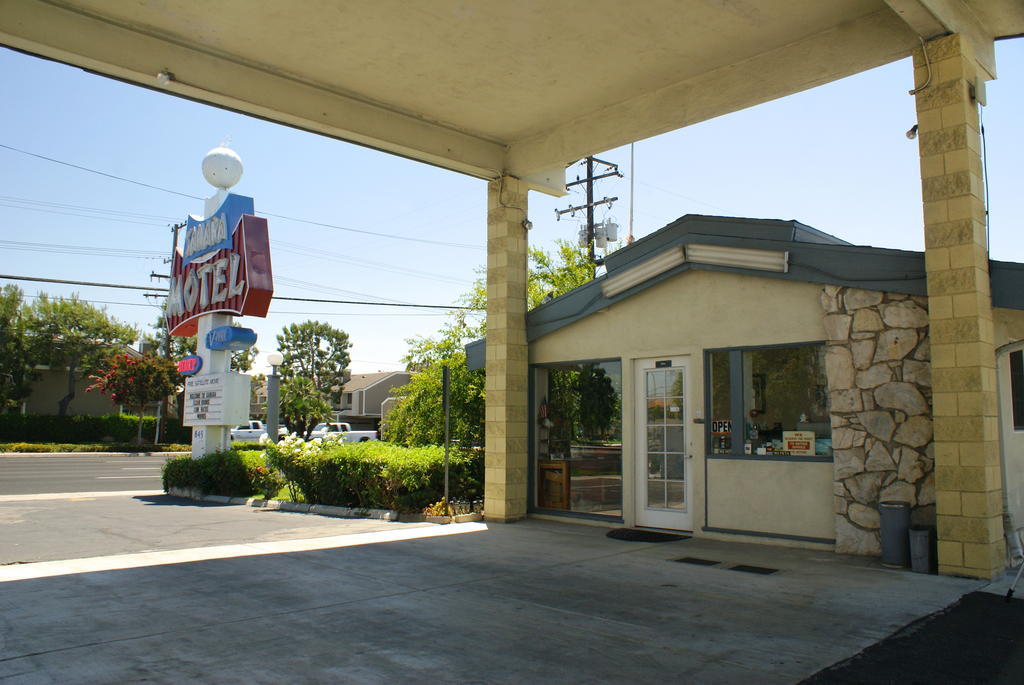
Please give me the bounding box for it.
[703,341,833,463]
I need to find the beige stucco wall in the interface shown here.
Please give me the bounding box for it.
[531,269,831,542]
[24,368,122,416]
[707,460,835,540]
[994,308,1024,536]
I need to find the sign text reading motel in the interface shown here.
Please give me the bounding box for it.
[165,193,273,337]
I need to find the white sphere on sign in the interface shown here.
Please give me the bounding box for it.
[202,146,243,189]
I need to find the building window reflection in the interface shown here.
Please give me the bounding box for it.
[535,361,622,516]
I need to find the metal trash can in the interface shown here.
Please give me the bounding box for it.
[879,500,911,568]
[909,526,936,574]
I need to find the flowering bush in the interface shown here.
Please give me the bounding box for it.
[87,353,179,442]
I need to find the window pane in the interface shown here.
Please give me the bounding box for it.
[1012,350,1024,431]
[537,361,622,516]
[666,453,685,479]
[665,425,684,453]
[665,397,684,425]
[743,345,831,456]
[666,481,686,509]
[648,454,664,478]
[667,370,684,397]
[646,371,664,397]
[647,399,665,424]
[647,480,665,509]
[647,426,665,452]
[709,350,731,454]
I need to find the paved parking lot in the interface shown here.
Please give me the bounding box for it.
[0,491,988,684]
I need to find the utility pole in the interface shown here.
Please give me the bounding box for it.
[555,156,622,277]
[149,221,185,443]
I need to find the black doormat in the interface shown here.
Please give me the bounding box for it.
[801,591,1024,684]
[606,528,690,543]
[673,556,720,566]
[728,564,779,575]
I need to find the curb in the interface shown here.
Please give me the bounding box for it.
[165,487,484,524]
[166,487,398,521]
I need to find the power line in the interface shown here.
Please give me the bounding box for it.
[1,273,165,292]
[23,294,161,308]
[0,273,479,310]
[0,239,165,259]
[0,143,202,200]
[0,145,485,250]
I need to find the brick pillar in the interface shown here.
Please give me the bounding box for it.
[914,34,1003,578]
[484,176,529,522]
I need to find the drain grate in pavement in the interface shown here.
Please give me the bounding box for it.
[673,556,721,566]
[728,564,779,575]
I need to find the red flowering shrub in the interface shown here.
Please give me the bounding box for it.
[87,353,180,440]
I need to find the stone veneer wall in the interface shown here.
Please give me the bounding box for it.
[821,286,935,556]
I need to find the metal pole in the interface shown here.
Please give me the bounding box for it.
[586,156,595,277]
[267,366,281,442]
[154,400,162,444]
[442,365,451,516]
[628,143,635,245]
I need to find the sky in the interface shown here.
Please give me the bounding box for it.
[1,39,1022,375]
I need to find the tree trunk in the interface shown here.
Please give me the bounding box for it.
[57,363,77,417]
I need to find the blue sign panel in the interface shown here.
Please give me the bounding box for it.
[206,325,258,351]
[181,193,255,267]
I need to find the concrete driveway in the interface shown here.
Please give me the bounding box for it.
[0,492,984,684]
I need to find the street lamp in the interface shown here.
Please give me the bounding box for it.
[266,351,284,442]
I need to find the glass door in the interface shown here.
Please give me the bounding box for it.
[635,357,692,530]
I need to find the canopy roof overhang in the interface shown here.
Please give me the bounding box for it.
[2,0,1021,195]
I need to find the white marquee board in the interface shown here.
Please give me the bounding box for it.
[183,372,251,426]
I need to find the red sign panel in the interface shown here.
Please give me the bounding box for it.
[165,214,273,337]
[177,355,203,375]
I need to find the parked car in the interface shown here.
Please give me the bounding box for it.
[229,420,287,442]
[309,422,377,442]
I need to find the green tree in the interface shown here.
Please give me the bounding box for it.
[0,286,36,411]
[386,240,594,446]
[86,353,181,442]
[276,321,351,403]
[25,295,137,416]
[280,376,332,439]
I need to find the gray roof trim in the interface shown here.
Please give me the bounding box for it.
[465,214,1024,370]
[602,214,851,274]
[524,233,928,342]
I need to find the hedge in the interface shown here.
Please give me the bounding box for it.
[0,442,189,453]
[162,449,281,498]
[0,413,192,444]
[266,441,483,512]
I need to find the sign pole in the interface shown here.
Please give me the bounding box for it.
[443,365,451,517]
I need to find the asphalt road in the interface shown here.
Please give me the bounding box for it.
[0,453,179,495]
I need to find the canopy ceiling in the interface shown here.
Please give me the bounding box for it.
[2,0,1021,194]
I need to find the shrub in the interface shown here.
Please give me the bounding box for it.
[263,435,483,511]
[162,449,274,498]
[0,413,191,444]
[0,442,189,453]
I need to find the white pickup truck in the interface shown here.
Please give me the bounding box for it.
[229,420,286,442]
[309,422,378,442]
